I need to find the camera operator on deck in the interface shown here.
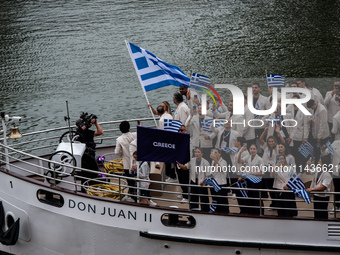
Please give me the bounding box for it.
[76,112,104,158]
[74,112,103,192]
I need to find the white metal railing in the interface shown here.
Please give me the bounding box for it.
[1,140,340,219]
[0,118,340,219]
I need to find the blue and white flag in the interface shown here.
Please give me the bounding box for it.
[220,147,237,153]
[286,174,311,203]
[137,126,190,164]
[210,200,217,212]
[189,73,210,89]
[163,119,182,132]
[286,174,306,190]
[203,177,222,192]
[298,142,314,158]
[254,101,260,119]
[267,115,282,123]
[292,189,311,204]
[126,41,190,92]
[242,174,262,183]
[214,120,225,128]
[267,74,285,87]
[236,180,248,198]
[326,141,334,156]
[201,118,214,132]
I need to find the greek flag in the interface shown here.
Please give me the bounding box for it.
[298,142,314,158]
[214,120,225,128]
[286,174,306,190]
[267,115,282,123]
[267,74,285,87]
[189,73,210,89]
[236,180,248,198]
[254,101,260,119]
[203,177,222,192]
[210,200,217,212]
[326,141,333,156]
[242,174,262,183]
[220,147,237,153]
[292,189,311,204]
[201,118,214,132]
[164,119,182,132]
[126,41,190,92]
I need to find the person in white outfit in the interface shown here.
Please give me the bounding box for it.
[307,99,330,164]
[305,155,333,219]
[173,92,190,131]
[324,81,340,141]
[130,151,157,206]
[115,121,137,201]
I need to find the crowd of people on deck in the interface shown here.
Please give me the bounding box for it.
[113,78,340,219]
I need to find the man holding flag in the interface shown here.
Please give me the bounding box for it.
[173,92,190,132]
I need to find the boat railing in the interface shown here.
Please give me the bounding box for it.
[1,117,340,219]
[0,117,156,157]
[1,139,340,219]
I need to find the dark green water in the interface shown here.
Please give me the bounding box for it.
[0,0,339,133]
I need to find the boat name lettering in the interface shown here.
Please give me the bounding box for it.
[68,199,144,221]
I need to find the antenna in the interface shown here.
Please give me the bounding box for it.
[64,101,74,156]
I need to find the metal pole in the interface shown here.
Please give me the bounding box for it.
[1,112,10,171]
[65,101,74,156]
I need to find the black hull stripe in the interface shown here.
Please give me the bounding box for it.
[140,231,340,252]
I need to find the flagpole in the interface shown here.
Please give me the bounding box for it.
[125,40,158,128]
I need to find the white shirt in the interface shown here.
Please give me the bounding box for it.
[324,91,340,123]
[115,132,137,170]
[158,112,173,130]
[309,171,332,197]
[273,165,295,190]
[241,154,264,178]
[210,157,228,185]
[174,102,190,128]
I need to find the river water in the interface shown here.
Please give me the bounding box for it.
[1,0,339,134]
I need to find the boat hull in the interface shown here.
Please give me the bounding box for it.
[0,170,339,255]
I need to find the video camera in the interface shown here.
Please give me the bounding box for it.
[76,112,97,130]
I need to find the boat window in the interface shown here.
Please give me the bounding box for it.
[161,213,196,228]
[36,189,64,208]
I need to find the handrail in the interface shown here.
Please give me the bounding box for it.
[1,118,340,219]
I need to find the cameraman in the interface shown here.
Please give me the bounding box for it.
[76,113,103,157]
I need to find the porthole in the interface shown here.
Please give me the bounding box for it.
[37,189,64,207]
[161,213,196,228]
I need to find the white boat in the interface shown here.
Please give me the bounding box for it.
[0,113,339,255]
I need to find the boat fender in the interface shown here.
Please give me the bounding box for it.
[0,201,20,245]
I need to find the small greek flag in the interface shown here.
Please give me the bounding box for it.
[236,180,248,198]
[210,200,217,212]
[326,141,333,156]
[201,119,214,132]
[126,41,190,92]
[267,74,285,88]
[220,147,237,153]
[164,119,182,132]
[214,120,225,128]
[267,115,282,123]
[189,73,210,89]
[242,174,262,183]
[203,177,222,192]
[254,101,260,119]
[298,142,314,158]
[292,189,311,204]
[286,174,306,190]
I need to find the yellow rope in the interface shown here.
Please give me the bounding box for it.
[104,158,124,174]
[86,184,125,199]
